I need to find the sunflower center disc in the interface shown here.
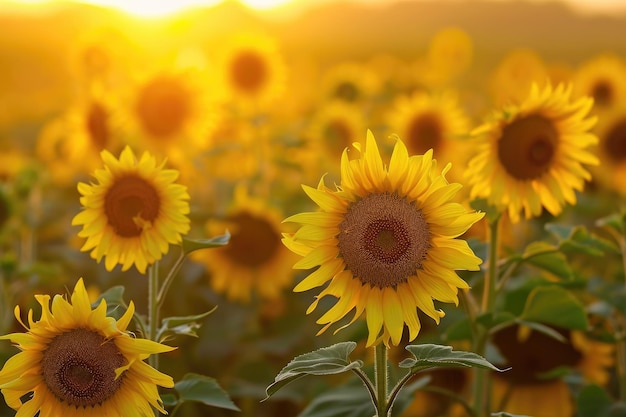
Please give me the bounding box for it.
[104,175,161,237]
[592,80,613,107]
[407,112,443,154]
[498,113,558,180]
[41,328,125,407]
[605,118,626,162]
[86,101,110,151]
[338,193,430,288]
[224,212,281,267]
[231,50,267,94]
[135,75,191,138]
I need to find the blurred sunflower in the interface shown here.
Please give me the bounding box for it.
[490,324,614,417]
[319,61,381,104]
[72,146,190,274]
[573,54,626,110]
[489,48,549,106]
[590,104,626,195]
[415,27,473,88]
[0,278,175,417]
[36,83,124,184]
[192,187,298,303]
[216,32,287,108]
[386,90,471,182]
[122,67,215,157]
[465,83,598,223]
[283,130,484,347]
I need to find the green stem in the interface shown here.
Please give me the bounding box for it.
[148,261,160,369]
[352,368,378,410]
[617,233,626,402]
[156,249,187,311]
[374,343,389,417]
[473,216,501,417]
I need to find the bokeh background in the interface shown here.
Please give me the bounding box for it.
[1,0,626,416]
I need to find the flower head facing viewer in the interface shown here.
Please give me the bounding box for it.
[0,278,175,417]
[283,130,484,347]
[465,83,599,223]
[72,146,191,274]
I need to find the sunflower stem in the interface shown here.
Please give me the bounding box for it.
[156,249,187,311]
[473,215,500,417]
[148,261,160,370]
[374,343,389,417]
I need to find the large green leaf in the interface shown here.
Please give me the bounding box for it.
[264,342,363,401]
[157,307,217,341]
[520,286,588,330]
[491,413,532,417]
[173,373,239,411]
[399,344,504,372]
[520,241,572,280]
[545,223,619,256]
[182,232,230,254]
[576,384,613,417]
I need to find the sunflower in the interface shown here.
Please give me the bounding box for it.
[121,67,215,158]
[465,83,599,223]
[319,61,381,104]
[191,187,299,303]
[573,54,626,111]
[590,104,626,195]
[0,278,175,417]
[386,90,471,183]
[490,324,614,417]
[72,146,190,274]
[216,32,287,108]
[282,130,484,347]
[489,48,549,106]
[414,27,473,88]
[36,83,124,185]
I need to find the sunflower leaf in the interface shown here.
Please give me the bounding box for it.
[399,344,505,372]
[520,241,572,280]
[545,223,620,256]
[491,413,533,417]
[174,373,240,411]
[157,307,217,341]
[263,342,364,401]
[182,231,230,255]
[520,286,588,330]
[576,384,613,417]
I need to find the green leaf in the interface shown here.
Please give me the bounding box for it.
[491,413,532,417]
[174,373,239,411]
[264,342,363,401]
[520,286,588,330]
[94,285,126,308]
[160,393,178,408]
[521,241,572,280]
[297,383,375,417]
[182,232,230,255]
[469,198,501,224]
[545,223,620,256]
[596,212,626,235]
[157,307,217,341]
[577,384,612,417]
[399,344,505,372]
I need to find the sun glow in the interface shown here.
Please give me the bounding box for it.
[1,0,295,18]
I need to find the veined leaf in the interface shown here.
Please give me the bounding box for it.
[173,373,239,411]
[157,307,217,341]
[399,344,505,372]
[520,286,588,330]
[182,232,230,255]
[521,241,572,280]
[264,342,363,401]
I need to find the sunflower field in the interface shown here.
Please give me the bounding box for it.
[0,1,625,416]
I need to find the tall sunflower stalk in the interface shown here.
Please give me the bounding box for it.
[266,131,502,416]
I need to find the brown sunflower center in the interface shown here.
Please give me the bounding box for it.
[334,81,359,102]
[41,328,126,407]
[104,175,160,237]
[592,79,614,107]
[604,118,626,163]
[323,119,352,155]
[230,50,267,94]
[497,113,558,181]
[223,212,281,268]
[492,324,582,385]
[135,75,191,138]
[407,112,443,154]
[338,193,430,288]
[86,101,110,151]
